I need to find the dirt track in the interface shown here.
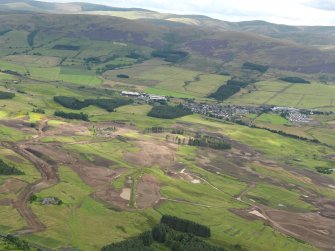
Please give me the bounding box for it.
[2,119,59,234]
[6,141,59,234]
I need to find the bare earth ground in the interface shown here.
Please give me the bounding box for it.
[233,205,335,251]
[125,140,177,168]
[136,174,160,209]
[0,178,27,194]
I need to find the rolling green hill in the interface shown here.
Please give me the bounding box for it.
[0,9,333,75]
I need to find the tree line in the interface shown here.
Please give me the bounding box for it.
[1,234,30,251]
[151,50,189,63]
[52,44,80,51]
[0,69,22,77]
[233,119,321,144]
[148,105,192,119]
[144,127,231,149]
[316,167,333,174]
[160,215,210,237]
[54,111,89,121]
[208,84,240,101]
[242,62,269,73]
[101,215,229,251]
[144,127,185,135]
[279,77,310,84]
[0,91,15,99]
[188,135,231,150]
[54,96,132,112]
[0,159,24,175]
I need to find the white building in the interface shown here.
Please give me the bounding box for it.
[121,91,140,97]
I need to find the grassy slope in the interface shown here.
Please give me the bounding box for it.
[227,81,335,111]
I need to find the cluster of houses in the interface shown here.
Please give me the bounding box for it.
[272,106,311,123]
[182,102,261,119]
[121,91,167,102]
[41,197,62,205]
[183,102,315,124]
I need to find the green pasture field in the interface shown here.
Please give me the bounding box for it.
[63,139,139,169]
[104,60,229,97]
[0,206,27,233]
[246,183,315,212]
[27,66,60,81]
[0,31,30,56]
[254,81,292,92]
[0,147,40,183]
[227,90,274,105]
[0,60,27,75]
[0,57,101,86]
[4,55,61,67]
[227,81,335,111]
[254,113,289,125]
[306,127,335,147]
[0,72,17,81]
[0,125,29,141]
[90,104,176,130]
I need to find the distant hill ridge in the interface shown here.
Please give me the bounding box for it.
[0,0,334,74]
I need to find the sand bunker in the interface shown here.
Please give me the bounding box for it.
[120,188,131,201]
[249,210,267,220]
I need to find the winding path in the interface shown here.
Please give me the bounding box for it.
[3,119,59,234]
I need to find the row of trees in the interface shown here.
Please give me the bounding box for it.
[144,127,185,135]
[101,216,227,251]
[148,105,192,119]
[0,91,15,99]
[279,77,310,84]
[316,167,333,174]
[27,30,38,47]
[101,232,154,251]
[2,235,30,251]
[160,215,211,238]
[151,50,189,63]
[32,108,45,114]
[0,69,22,77]
[227,79,253,88]
[209,85,240,101]
[188,136,231,150]
[54,96,132,112]
[52,44,80,51]
[242,62,269,73]
[152,224,225,251]
[117,74,130,79]
[0,159,24,175]
[54,111,89,121]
